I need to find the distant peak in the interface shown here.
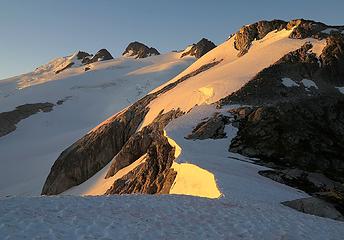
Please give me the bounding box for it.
[180,38,216,59]
[122,41,160,59]
[82,49,113,64]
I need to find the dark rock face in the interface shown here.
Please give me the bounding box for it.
[282,197,344,221]
[0,103,54,137]
[82,49,113,64]
[106,110,183,178]
[318,34,344,85]
[181,38,216,58]
[76,51,92,60]
[122,42,160,58]
[186,114,230,140]
[105,110,183,194]
[42,60,222,195]
[287,19,328,39]
[229,96,344,182]
[234,20,287,56]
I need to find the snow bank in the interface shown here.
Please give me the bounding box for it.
[336,86,344,94]
[282,77,300,87]
[302,79,319,90]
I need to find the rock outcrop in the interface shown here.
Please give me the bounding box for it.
[82,49,113,64]
[181,38,216,58]
[122,42,160,58]
[0,103,54,137]
[186,113,230,140]
[105,110,183,194]
[234,20,287,56]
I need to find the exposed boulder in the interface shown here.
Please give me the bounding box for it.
[186,113,230,140]
[282,197,344,221]
[0,103,54,137]
[181,38,216,58]
[122,41,160,58]
[259,169,344,194]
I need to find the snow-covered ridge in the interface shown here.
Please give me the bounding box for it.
[141,28,326,130]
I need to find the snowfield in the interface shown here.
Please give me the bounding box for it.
[0,52,195,196]
[1,194,343,240]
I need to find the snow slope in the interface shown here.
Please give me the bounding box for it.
[140,28,326,129]
[1,105,343,239]
[0,52,195,196]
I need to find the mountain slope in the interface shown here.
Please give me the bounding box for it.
[0,50,196,196]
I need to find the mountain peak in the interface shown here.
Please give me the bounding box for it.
[122,41,160,58]
[180,38,216,58]
[82,48,113,64]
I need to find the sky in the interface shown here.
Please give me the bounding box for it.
[1,0,343,80]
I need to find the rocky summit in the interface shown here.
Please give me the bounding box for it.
[122,41,160,58]
[181,38,216,58]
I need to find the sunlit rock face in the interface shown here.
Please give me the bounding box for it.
[234,20,287,56]
[180,38,216,58]
[122,41,160,58]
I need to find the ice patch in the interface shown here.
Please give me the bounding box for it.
[302,79,318,91]
[321,28,339,34]
[335,86,344,94]
[198,86,214,103]
[281,77,300,87]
